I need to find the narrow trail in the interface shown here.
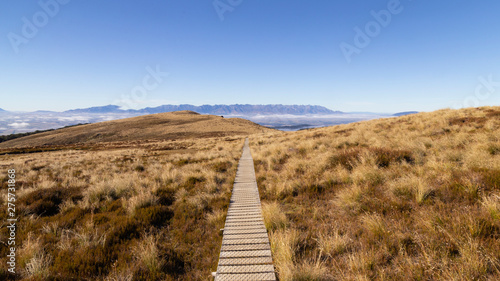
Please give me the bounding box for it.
[214,138,277,281]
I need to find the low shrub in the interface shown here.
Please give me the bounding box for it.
[329,149,360,171]
[183,176,206,190]
[155,187,176,206]
[212,161,232,173]
[135,165,145,172]
[22,187,82,217]
[135,206,173,228]
[370,147,414,168]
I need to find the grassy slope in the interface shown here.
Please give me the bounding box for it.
[0,111,274,149]
[0,136,246,280]
[252,106,500,280]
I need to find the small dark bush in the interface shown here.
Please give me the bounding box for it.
[107,219,142,246]
[135,206,173,228]
[22,187,82,217]
[329,149,361,171]
[334,128,354,135]
[135,165,145,172]
[214,175,226,186]
[370,148,414,168]
[212,161,232,173]
[156,187,176,206]
[183,176,206,190]
[488,144,500,156]
[28,200,60,217]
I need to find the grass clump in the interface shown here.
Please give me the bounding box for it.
[133,234,163,274]
[269,229,299,281]
[24,252,52,279]
[315,230,350,258]
[481,194,500,220]
[262,201,288,231]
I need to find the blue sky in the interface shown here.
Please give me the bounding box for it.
[1,0,499,113]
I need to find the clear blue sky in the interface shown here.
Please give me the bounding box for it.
[1,0,499,113]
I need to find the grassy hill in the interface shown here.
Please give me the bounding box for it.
[0,110,273,149]
[0,135,247,280]
[1,106,499,280]
[252,106,500,280]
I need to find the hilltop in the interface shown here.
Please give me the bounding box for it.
[0,111,274,149]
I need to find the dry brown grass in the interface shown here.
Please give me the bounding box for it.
[132,233,162,273]
[253,106,500,280]
[262,201,288,231]
[0,134,246,280]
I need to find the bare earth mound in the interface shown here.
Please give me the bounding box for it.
[0,111,274,149]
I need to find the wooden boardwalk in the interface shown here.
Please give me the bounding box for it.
[214,138,277,281]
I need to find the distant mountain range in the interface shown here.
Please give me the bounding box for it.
[64,104,341,116]
[1,104,419,116]
[0,104,418,135]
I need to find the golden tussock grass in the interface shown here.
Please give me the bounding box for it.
[269,228,299,281]
[262,201,288,230]
[0,135,246,280]
[132,233,162,273]
[252,106,500,280]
